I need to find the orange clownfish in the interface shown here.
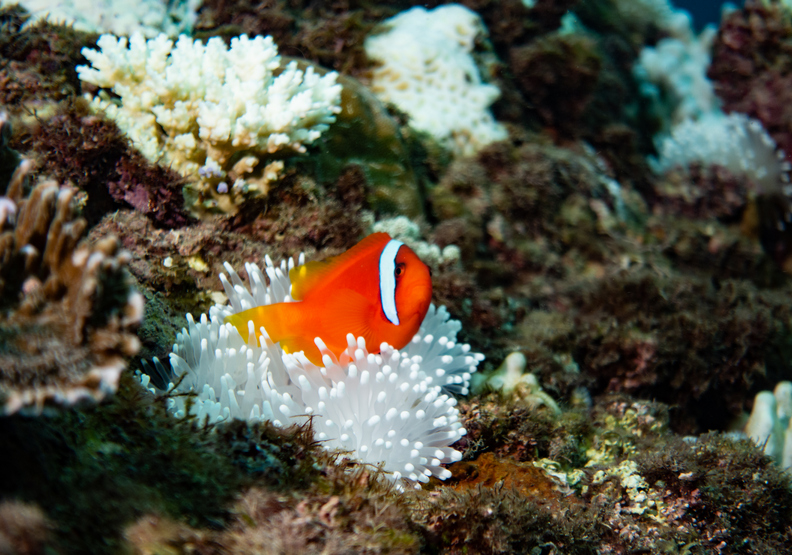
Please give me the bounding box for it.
[225,232,432,366]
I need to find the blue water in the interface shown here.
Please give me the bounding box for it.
[675,0,735,29]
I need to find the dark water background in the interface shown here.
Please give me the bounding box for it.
[675,0,735,29]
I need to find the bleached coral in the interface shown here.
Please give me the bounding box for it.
[634,26,719,124]
[140,252,482,489]
[744,382,792,470]
[372,216,460,268]
[364,5,507,157]
[77,33,342,214]
[650,112,790,194]
[6,0,200,37]
[470,352,560,413]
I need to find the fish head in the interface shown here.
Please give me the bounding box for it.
[391,244,432,327]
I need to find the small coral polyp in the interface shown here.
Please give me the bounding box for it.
[142,252,482,489]
[77,33,342,215]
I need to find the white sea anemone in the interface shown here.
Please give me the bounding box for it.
[139,254,482,489]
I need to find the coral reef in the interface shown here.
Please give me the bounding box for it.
[1,0,792,553]
[0,174,143,413]
[428,138,639,287]
[372,216,460,269]
[12,99,191,229]
[634,24,718,125]
[4,0,201,37]
[300,73,426,218]
[123,463,421,555]
[0,500,51,555]
[744,381,792,468]
[650,113,789,195]
[510,33,602,136]
[0,4,94,110]
[0,373,324,553]
[471,351,561,413]
[194,0,395,77]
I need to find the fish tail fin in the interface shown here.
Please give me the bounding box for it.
[225,303,323,363]
[225,303,296,345]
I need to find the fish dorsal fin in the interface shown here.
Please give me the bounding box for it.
[289,232,392,301]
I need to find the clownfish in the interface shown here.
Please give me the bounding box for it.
[225,232,432,366]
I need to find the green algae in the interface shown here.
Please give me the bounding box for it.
[0,373,322,554]
[302,73,430,219]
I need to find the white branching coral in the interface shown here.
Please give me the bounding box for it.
[77,33,342,214]
[4,0,200,37]
[634,26,718,124]
[141,254,482,489]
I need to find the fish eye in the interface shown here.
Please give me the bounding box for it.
[394,263,405,277]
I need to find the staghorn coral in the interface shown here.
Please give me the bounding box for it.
[0,175,142,414]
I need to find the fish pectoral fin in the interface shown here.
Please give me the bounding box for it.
[288,233,392,300]
[319,288,377,348]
